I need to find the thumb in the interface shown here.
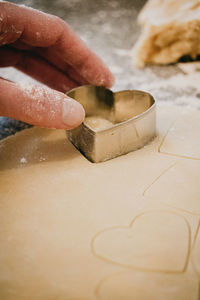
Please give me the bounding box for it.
[0,79,85,129]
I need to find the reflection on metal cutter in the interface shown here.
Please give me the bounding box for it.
[67,85,156,163]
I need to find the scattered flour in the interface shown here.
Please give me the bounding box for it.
[20,157,27,163]
[17,84,63,122]
[39,156,46,162]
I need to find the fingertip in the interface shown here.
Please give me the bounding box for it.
[106,72,115,88]
[0,80,86,130]
[62,97,85,129]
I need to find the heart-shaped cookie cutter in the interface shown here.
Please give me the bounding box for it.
[67,85,156,163]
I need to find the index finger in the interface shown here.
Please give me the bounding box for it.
[0,2,114,87]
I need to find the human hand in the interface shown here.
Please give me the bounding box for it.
[0,2,114,129]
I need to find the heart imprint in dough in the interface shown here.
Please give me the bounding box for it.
[96,271,199,300]
[92,211,190,272]
[159,111,200,160]
[192,223,200,275]
[144,160,200,214]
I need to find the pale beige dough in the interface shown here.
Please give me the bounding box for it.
[145,160,200,214]
[96,272,199,300]
[192,224,200,275]
[93,211,189,272]
[159,111,200,159]
[132,0,200,67]
[0,104,200,300]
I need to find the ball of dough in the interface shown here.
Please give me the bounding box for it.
[84,116,114,131]
[133,0,200,67]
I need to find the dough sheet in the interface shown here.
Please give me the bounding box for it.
[0,104,200,299]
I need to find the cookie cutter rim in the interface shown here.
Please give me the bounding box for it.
[67,85,156,163]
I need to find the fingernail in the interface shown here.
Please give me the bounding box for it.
[62,97,85,129]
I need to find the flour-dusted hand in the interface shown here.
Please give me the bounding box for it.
[0,1,114,129]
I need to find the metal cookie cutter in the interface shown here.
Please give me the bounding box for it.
[67,85,156,163]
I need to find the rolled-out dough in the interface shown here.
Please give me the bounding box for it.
[96,272,199,300]
[0,104,200,300]
[132,0,200,67]
[145,160,200,214]
[159,111,200,159]
[93,211,189,272]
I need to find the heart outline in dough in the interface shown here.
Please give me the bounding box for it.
[91,210,190,273]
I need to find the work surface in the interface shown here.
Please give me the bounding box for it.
[0,0,200,139]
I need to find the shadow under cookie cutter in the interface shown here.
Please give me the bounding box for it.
[67,85,156,163]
